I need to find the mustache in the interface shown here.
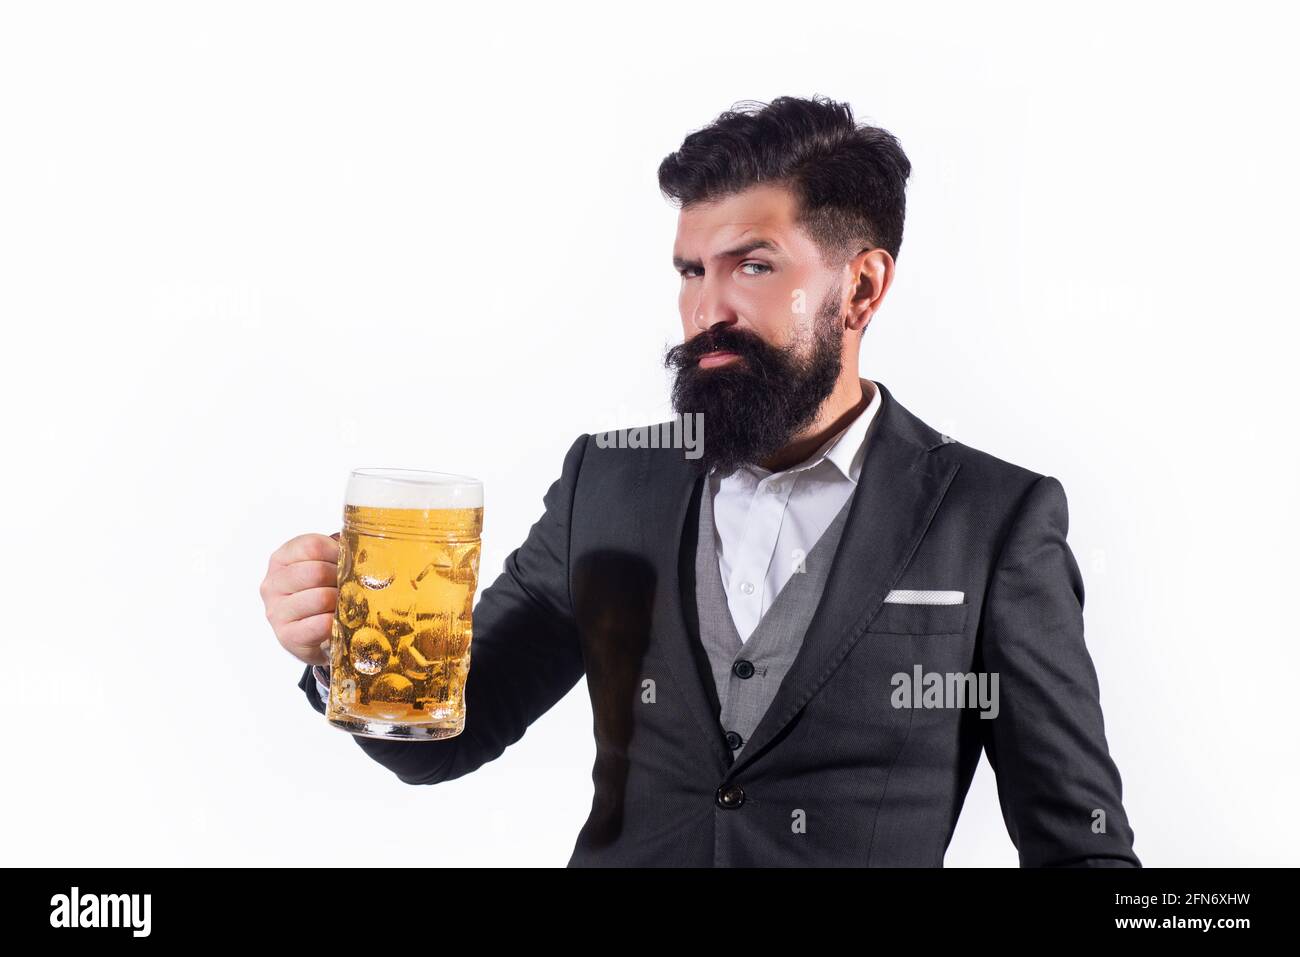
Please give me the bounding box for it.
[663,327,777,370]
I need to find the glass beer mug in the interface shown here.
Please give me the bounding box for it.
[325,468,483,740]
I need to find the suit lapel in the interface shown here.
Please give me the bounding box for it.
[722,381,960,778]
[636,382,961,778]
[639,448,733,772]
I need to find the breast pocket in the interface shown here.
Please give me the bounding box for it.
[865,599,969,636]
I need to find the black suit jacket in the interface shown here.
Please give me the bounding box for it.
[299,380,1140,867]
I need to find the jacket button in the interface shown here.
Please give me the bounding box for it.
[724,730,743,750]
[732,659,755,679]
[716,785,745,809]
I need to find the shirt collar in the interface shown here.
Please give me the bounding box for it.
[717,378,882,486]
[813,377,881,484]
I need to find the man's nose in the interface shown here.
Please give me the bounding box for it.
[688,288,736,334]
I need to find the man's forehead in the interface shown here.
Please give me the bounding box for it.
[675,218,782,248]
[672,194,808,263]
[676,186,796,235]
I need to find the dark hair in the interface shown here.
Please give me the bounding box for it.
[657,95,912,266]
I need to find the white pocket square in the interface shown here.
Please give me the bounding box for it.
[883,589,964,605]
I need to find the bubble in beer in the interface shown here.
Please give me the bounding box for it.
[396,633,433,680]
[412,560,454,604]
[376,571,417,636]
[337,532,353,582]
[386,573,417,609]
[369,672,415,717]
[450,652,470,687]
[350,626,391,675]
[451,543,481,584]
[337,581,369,629]
[413,622,451,663]
[413,559,449,586]
[330,620,348,665]
[377,607,414,642]
[411,562,462,614]
[355,545,395,590]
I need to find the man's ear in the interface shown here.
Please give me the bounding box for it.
[846,303,872,332]
[846,247,894,331]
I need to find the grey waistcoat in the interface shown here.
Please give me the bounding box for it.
[694,480,856,761]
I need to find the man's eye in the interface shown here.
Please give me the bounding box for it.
[679,262,770,278]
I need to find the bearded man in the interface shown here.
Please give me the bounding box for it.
[264,95,1140,868]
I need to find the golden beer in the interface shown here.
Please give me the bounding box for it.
[326,469,483,740]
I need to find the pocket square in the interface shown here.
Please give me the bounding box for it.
[883,589,964,605]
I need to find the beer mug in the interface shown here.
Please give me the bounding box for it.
[326,468,483,740]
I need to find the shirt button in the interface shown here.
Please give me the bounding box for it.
[739,581,755,595]
[732,659,755,679]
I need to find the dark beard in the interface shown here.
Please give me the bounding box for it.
[663,291,844,475]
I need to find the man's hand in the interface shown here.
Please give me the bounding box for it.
[261,532,341,666]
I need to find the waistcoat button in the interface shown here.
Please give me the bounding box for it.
[732,659,755,679]
[724,730,743,750]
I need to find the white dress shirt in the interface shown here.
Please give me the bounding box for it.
[709,378,881,642]
[316,378,883,703]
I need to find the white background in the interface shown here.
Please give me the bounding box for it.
[2,1,1296,867]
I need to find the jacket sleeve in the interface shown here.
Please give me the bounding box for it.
[977,474,1141,867]
[299,432,591,785]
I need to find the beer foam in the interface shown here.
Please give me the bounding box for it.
[346,469,483,509]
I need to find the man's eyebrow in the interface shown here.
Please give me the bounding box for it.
[672,238,784,272]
